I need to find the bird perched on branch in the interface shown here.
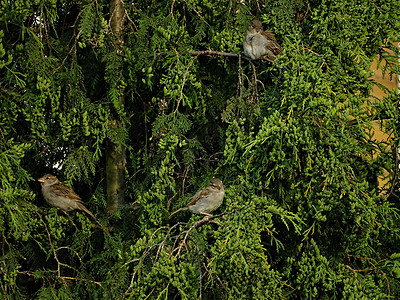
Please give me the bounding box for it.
[169,178,225,219]
[243,19,282,61]
[38,174,96,220]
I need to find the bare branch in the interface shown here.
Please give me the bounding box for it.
[172,208,229,258]
[39,214,77,278]
[174,51,203,113]
[60,276,102,286]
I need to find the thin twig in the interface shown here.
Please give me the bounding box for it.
[174,51,204,113]
[256,0,261,11]
[387,146,399,197]
[124,9,138,31]
[122,243,159,298]
[202,254,227,291]
[256,78,266,93]
[191,50,247,59]
[250,61,258,102]
[39,214,76,278]
[60,276,102,286]
[152,50,272,63]
[121,225,183,298]
[181,165,189,197]
[52,11,82,75]
[174,217,210,258]
[237,53,243,98]
[196,244,202,299]
[170,0,175,19]
[121,226,169,269]
[344,264,366,273]
[167,193,178,211]
[173,209,229,258]
[156,222,187,260]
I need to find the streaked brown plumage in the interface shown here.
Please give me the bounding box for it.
[169,178,225,219]
[243,19,282,61]
[38,174,95,220]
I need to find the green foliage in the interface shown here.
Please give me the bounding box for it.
[0,0,399,299]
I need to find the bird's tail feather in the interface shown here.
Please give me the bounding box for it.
[169,208,184,219]
[78,203,105,230]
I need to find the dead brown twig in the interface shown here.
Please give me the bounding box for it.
[172,208,230,258]
[39,214,77,279]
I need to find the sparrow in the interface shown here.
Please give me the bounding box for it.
[38,174,96,220]
[243,19,282,61]
[169,178,225,219]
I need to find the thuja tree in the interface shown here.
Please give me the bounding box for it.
[1,0,399,299]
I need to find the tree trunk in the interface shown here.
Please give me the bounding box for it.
[106,126,126,213]
[107,0,126,213]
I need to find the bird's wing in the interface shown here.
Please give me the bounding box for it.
[262,30,277,41]
[52,182,84,203]
[50,182,99,223]
[169,186,213,218]
[184,187,211,207]
[267,40,282,55]
[263,31,282,55]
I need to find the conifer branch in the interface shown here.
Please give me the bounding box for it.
[173,208,229,258]
[170,0,175,19]
[172,50,272,112]
[60,276,102,286]
[387,146,399,198]
[174,51,203,113]
[121,225,178,298]
[202,252,227,292]
[190,50,274,64]
[121,242,160,299]
[152,50,274,62]
[344,264,366,273]
[52,11,82,75]
[196,244,203,300]
[237,51,243,98]
[40,215,76,278]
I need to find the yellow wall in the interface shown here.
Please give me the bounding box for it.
[370,48,398,190]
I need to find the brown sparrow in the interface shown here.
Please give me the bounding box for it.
[243,19,282,61]
[169,178,225,218]
[38,174,95,220]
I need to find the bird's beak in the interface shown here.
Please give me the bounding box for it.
[38,177,45,183]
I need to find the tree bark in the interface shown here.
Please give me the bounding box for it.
[107,0,126,213]
[110,0,125,35]
[106,127,126,213]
